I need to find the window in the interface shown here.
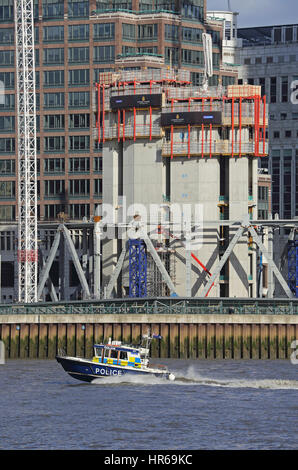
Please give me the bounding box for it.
[122,23,135,40]
[122,46,136,56]
[267,56,273,63]
[44,204,66,220]
[42,0,64,19]
[44,158,65,173]
[181,49,203,65]
[182,27,202,43]
[0,159,15,175]
[44,136,65,152]
[181,1,204,21]
[68,69,90,86]
[0,0,14,22]
[285,130,292,138]
[68,47,89,64]
[44,70,64,87]
[69,113,90,128]
[44,92,65,108]
[259,77,265,96]
[165,47,179,65]
[273,131,280,139]
[68,24,89,41]
[68,0,89,17]
[69,91,90,107]
[281,113,287,120]
[0,181,15,199]
[137,47,157,55]
[244,58,251,65]
[93,23,114,40]
[165,24,178,41]
[43,48,64,65]
[69,179,90,196]
[0,138,15,152]
[270,77,277,103]
[69,135,90,151]
[119,351,127,360]
[44,180,65,197]
[69,157,90,172]
[44,114,65,130]
[0,28,14,44]
[69,203,90,219]
[94,157,102,173]
[274,28,281,43]
[93,45,115,63]
[190,72,203,86]
[0,94,14,111]
[94,179,102,196]
[208,29,220,45]
[0,116,14,132]
[255,57,262,64]
[281,76,288,103]
[213,52,220,68]
[43,26,64,42]
[285,27,293,42]
[0,206,15,221]
[138,24,158,39]
[0,50,14,66]
[0,71,14,89]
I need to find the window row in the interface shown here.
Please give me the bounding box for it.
[44,113,90,129]
[44,179,102,197]
[44,92,90,108]
[0,157,102,175]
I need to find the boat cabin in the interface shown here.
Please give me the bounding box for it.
[93,343,142,368]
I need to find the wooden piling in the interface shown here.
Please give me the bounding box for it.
[20,324,29,359]
[0,316,297,360]
[188,324,198,359]
[48,323,57,358]
[29,324,39,358]
[169,323,179,358]
[179,324,189,359]
[197,324,207,359]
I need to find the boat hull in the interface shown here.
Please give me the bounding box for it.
[56,355,172,382]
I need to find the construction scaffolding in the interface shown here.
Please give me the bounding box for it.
[94,69,268,160]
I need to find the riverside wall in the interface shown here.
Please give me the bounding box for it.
[0,314,297,360]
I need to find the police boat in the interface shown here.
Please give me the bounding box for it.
[56,331,175,383]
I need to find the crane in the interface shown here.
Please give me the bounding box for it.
[14,0,38,303]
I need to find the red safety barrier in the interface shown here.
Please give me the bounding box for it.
[102,84,105,142]
[263,95,266,155]
[97,83,101,143]
[239,97,242,157]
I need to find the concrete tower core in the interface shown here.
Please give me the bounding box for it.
[97,69,268,298]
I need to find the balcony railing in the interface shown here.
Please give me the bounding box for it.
[161,141,269,157]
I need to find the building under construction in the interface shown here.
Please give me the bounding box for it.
[97,67,269,298]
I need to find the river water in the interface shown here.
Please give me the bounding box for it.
[0,359,297,450]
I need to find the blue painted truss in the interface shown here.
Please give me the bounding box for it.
[288,240,298,297]
[129,239,147,298]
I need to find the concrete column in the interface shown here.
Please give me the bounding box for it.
[229,156,250,297]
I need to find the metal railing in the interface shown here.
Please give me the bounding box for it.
[161,141,269,156]
[0,297,297,316]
